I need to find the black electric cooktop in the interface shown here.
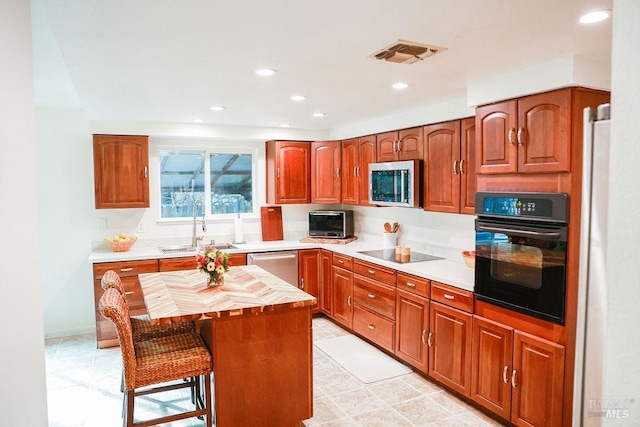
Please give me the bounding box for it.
[358,249,443,264]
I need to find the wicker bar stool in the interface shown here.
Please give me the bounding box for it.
[101,270,198,340]
[99,288,213,427]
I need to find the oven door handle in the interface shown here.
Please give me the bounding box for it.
[476,224,562,239]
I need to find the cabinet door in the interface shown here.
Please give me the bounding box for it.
[320,250,333,315]
[332,266,353,329]
[476,101,518,174]
[398,127,423,160]
[299,249,320,312]
[267,141,311,204]
[311,141,341,203]
[228,253,246,266]
[471,316,514,421]
[341,138,359,204]
[511,331,565,427]
[93,134,149,209]
[358,136,376,206]
[460,117,476,215]
[376,131,398,162]
[428,302,472,397]
[395,289,429,372]
[423,120,461,213]
[517,90,571,174]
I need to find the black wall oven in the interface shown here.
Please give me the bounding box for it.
[474,192,569,325]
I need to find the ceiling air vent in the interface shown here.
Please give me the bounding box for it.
[369,39,447,64]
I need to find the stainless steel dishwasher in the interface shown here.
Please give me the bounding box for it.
[247,251,299,287]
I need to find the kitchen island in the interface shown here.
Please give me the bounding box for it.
[138,265,316,427]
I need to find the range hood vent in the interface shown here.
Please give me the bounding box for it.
[369,39,447,64]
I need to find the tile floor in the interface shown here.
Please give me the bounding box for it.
[45,316,504,426]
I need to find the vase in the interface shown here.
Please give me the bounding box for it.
[207,274,224,287]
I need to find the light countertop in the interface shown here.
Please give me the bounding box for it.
[89,238,475,292]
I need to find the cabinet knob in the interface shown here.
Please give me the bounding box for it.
[367,269,375,275]
[367,324,375,330]
[367,293,375,299]
[406,282,416,288]
[338,259,344,264]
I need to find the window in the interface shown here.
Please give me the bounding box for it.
[159,149,254,218]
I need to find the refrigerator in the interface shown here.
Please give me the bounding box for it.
[573,103,611,426]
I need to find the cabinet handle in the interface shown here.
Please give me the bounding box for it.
[453,160,458,174]
[393,141,398,152]
[367,269,375,275]
[459,159,465,175]
[353,167,358,177]
[336,167,340,178]
[511,369,517,388]
[125,291,134,296]
[517,127,524,146]
[508,128,516,145]
[421,330,427,344]
[277,167,280,178]
[338,259,344,264]
[367,324,375,330]
[427,332,433,347]
[503,366,509,384]
[406,282,416,288]
[300,278,304,289]
[347,295,352,307]
[443,293,455,300]
[367,293,375,299]
[120,267,134,272]
[143,166,148,178]
[357,166,360,177]
[397,140,402,152]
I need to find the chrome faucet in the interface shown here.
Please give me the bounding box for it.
[192,199,207,248]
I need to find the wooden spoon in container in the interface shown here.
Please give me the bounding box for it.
[384,222,392,233]
[392,222,400,233]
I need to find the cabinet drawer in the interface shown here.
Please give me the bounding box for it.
[353,276,396,319]
[397,272,430,297]
[229,253,247,266]
[353,305,394,353]
[354,260,396,286]
[431,282,473,313]
[332,253,353,270]
[159,257,196,272]
[93,259,158,278]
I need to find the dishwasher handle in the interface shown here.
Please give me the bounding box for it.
[249,253,297,262]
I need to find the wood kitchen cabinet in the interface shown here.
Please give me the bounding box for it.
[472,316,565,426]
[376,127,423,162]
[158,253,246,272]
[311,140,341,203]
[341,136,376,205]
[299,249,321,313]
[331,254,354,329]
[319,250,333,315]
[93,134,149,209]
[395,273,430,372]
[423,118,476,214]
[266,140,311,204]
[93,259,159,348]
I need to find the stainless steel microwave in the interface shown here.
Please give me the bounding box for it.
[368,160,422,208]
[308,210,354,239]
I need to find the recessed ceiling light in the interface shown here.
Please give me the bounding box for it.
[279,123,291,128]
[193,119,204,123]
[210,106,225,111]
[312,112,326,118]
[290,95,306,101]
[255,68,276,76]
[392,82,409,90]
[579,10,610,24]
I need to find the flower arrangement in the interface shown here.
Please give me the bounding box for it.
[196,246,231,287]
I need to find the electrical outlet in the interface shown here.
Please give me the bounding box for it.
[137,221,145,233]
[97,218,108,231]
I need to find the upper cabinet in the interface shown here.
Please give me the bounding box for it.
[341,136,376,206]
[376,127,423,162]
[266,140,311,204]
[311,140,341,203]
[423,118,476,214]
[93,134,149,209]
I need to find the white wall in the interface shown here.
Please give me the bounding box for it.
[603,0,640,424]
[0,0,48,425]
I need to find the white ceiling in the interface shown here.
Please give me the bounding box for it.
[31,0,613,131]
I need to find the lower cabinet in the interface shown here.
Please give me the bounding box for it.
[471,315,565,426]
[395,288,429,371]
[352,272,396,352]
[332,265,353,329]
[428,301,473,397]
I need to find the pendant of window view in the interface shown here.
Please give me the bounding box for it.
[160,150,254,218]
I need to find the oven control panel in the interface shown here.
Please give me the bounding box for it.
[475,192,569,223]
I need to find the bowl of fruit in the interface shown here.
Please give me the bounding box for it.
[461,250,476,268]
[104,233,137,252]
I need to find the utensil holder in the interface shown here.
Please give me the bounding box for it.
[382,232,397,249]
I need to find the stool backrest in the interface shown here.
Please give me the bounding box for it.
[101,270,126,295]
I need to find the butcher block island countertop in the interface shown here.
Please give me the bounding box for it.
[138,264,316,322]
[138,265,315,427]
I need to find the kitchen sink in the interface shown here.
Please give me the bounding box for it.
[158,243,237,254]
